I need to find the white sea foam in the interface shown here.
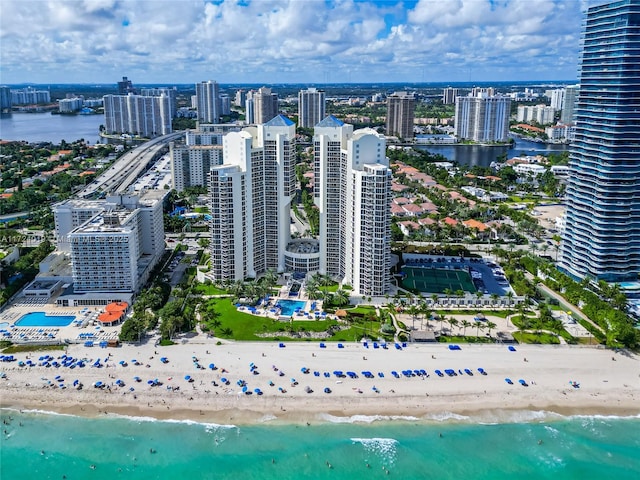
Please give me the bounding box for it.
[257,414,278,423]
[106,412,237,430]
[351,437,398,467]
[422,411,471,422]
[317,413,419,424]
[567,413,640,421]
[4,408,77,418]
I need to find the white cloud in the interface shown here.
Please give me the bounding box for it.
[0,0,583,83]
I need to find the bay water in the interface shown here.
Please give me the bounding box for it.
[2,409,638,479]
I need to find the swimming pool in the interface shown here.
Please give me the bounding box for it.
[15,312,76,327]
[277,300,306,316]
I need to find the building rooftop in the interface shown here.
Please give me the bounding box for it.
[316,115,344,127]
[264,114,295,127]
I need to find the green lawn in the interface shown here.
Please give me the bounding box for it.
[348,305,379,316]
[437,335,494,344]
[194,284,229,295]
[512,331,560,344]
[204,298,339,341]
[2,344,65,353]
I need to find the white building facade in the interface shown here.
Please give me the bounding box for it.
[455,95,511,142]
[60,191,167,293]
[103,94,172,138]
[314,116,391,296]
[196,80,220,124]
[209,115,296,281]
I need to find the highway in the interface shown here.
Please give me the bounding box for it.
[77,132,182,198]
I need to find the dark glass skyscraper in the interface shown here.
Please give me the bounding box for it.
[559,0,640,282]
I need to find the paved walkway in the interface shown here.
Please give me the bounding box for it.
[525,272,602,333]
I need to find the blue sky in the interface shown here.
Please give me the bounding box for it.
[0,0,590,84]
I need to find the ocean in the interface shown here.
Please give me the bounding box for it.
[2,409,639,479]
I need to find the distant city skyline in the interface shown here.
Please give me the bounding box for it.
[1,0,596,85]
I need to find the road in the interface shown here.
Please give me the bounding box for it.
[77,132,182,198]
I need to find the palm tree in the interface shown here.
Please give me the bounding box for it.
[419,301,431,328]
[475,321,484,338]
[449,318,459,335]
[333,289,350,307]
[461,319,471,336]
[408,304,421,330]
[490,293,500,307]
[431,293,439,307]
[230,280,245,299]
[506,291,514,310]
[486,321,497,338]
[261,269,278,290]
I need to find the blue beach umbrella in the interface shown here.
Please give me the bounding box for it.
[209,363,215,370]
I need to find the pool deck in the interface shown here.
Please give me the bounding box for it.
[236,296,335,322]
[0,298,120,345]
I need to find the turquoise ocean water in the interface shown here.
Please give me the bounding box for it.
[1,409,639,480]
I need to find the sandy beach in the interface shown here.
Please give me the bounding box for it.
[1,341,639,424]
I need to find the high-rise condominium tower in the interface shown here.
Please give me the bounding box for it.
[209,115,296,281]
[561,85,579,124]
[386,92,416,139]
[117,76,136,95]
[103,94,172,138]
[454,94,510,142]
[140,87,177,118]
[298,88,326,128]
[246,87,279,124]
[559,0,640,282]
[442,88,459,105]
[208,115,392,295]
[196,81,220,123]
[314,116,392,296]
[55,191,167,293]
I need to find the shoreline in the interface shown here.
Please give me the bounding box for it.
[1,341,638,426]
[3,395,640,426]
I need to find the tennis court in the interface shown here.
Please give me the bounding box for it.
[401,266,477,294]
